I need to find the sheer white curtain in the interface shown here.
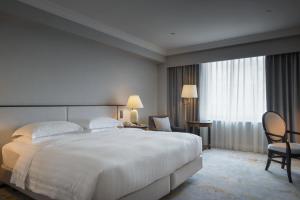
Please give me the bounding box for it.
[200,56,267,153]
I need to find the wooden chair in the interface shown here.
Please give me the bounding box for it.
[148,115,185,132]
[262,111,300,183]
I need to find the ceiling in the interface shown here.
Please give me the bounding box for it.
[14,0,300,61]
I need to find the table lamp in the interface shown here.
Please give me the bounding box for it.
[181,85,198,121]
[127,95,144,124]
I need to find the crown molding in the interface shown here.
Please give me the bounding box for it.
[17,0,165,55]
[6,0,300,61]
[167,27,300,56]
[14,0,166,63]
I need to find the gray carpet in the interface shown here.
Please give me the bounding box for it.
[163,149,300,200]
[0,149,299,200]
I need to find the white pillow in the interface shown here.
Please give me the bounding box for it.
[153,117,172,132]
[90,127,118,133]
[12,121,83,139]
[89,117,123,129]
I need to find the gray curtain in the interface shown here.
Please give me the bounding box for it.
[167,64,199,128]
[266,52,300,142]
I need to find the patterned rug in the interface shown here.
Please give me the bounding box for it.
[1,149,299,200]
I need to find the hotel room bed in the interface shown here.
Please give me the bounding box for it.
[0,106,203,200]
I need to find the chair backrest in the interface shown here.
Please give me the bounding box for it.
[262,111,287,143]
[148,115,168,131]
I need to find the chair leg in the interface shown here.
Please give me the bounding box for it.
[265,152,272,171]
[286,156,293,183]
[281,157,286,169]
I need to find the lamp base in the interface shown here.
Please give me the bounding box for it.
[130,109,139,124]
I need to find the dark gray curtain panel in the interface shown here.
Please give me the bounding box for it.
[266,52,300,142]
[167,64,199,128]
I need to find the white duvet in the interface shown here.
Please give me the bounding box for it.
[10,128,202,200]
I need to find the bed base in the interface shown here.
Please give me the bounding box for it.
[0,156,202,200]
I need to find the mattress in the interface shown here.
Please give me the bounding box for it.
[2,142,21,171]
[3,128,202,200]
[0,156,203,200]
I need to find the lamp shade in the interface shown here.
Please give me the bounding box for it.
[127,95,144,109]
[181,85,198,98]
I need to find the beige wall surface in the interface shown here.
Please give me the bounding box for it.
[0,12,158,123]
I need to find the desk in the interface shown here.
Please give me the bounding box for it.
[187,121,212,149]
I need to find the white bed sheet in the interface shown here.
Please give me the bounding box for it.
[2,131,89,170]
[9,128,202,200]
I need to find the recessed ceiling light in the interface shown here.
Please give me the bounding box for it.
[169,32,176,36]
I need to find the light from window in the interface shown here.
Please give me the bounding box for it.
[199,56,266,122]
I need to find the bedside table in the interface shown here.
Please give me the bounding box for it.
[123,124,148,130]
[187,120,212,149]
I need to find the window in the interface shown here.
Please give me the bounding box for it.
[200,56,266,122]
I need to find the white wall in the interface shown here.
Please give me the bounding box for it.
[0,12,158,123]
[158,35,300,114]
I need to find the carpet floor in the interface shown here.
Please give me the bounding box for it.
[162,149,300,200]
[0,149,299,200]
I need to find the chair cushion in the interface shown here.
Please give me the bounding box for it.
[268,143,300,154]
[153,117,172,132]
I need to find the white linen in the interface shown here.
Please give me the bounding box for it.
[153,117,172,132]
[12,121,83,139]
[200,56,267,153]
[89,117,123,129]
[11,128,202,200]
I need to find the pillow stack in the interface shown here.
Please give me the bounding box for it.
[12,121,83,140]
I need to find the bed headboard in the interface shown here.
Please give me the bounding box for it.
[0,105,128,163]
[67,106,118,127]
